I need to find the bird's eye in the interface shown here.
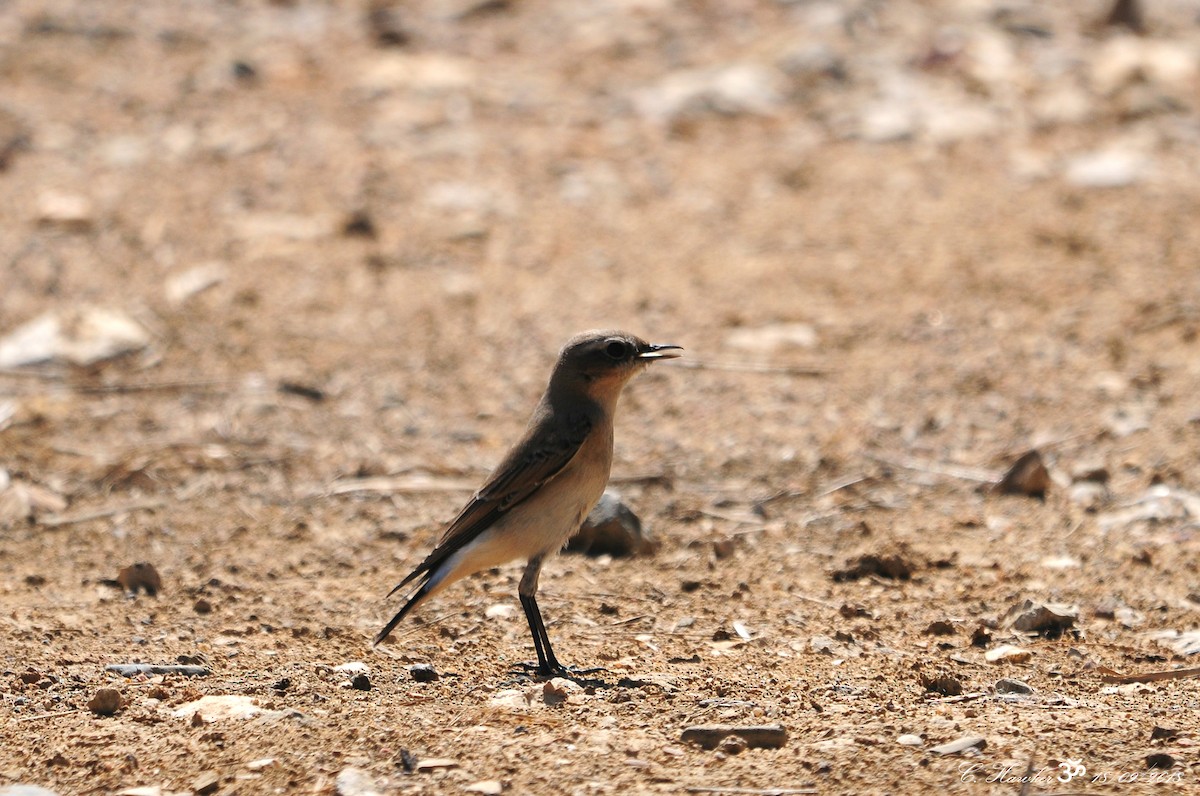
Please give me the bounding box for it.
[604,340,630,360]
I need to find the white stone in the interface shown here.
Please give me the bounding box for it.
[333,661,370,675]
[35,191,93,229]
[0,307,150,368]
[634,63,783,124]
[170,695,289,722]
[1064,149,1150,188]
[165,262,228,307]
[358,54,474,94]
[985,645,1032,663]
[335,767,381,796]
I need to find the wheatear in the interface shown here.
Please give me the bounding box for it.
[374,330,681,676]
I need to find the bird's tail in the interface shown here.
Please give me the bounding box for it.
[374,559,454,646]
[373,578,432,646]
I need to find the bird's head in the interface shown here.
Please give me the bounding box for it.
[550,330,682,403]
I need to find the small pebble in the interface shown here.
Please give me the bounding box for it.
[994,450,1050,499]
[542,677,582,705]
[335,766,381,796]
[191,770,220,796]
[414,758,457,772]
[1146,753,1175,770]
[717,735,748,755]
[1005,599,1078,635]
[568,491,656,557]
[351,674,371,691]
[464,781,503,795]
[334,661,369,675]
[985,644,1032,663]
[117,563,163,596]
[930,735,986,756]
[995,678,1034,695]
[897,734,923,747]
[409,663,438,682]
[87,688,122,716]
[36,191,94,230]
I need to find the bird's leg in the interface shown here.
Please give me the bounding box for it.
[514,557,603,678]
[517,556,562,675]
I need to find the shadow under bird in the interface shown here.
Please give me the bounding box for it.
[374,330,682,676]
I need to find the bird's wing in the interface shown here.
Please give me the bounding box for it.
[386,409,593,597]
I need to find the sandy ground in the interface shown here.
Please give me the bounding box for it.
[2,1,1200,794]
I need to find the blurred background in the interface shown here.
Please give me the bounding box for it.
[2,1,1199,790]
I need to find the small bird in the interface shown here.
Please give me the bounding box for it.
[374,330,681,676]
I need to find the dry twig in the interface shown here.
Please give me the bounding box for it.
[41,499,165,528]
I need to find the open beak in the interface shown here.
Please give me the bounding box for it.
[638,343,683,360]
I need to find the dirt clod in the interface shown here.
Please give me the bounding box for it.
[1004,599,1079,637]
[994,450,1051,500]
[116,563,162,596]
[832,551,916,582]
[568,491,657,557]
[87,688,122,716]
[408,664,438,683]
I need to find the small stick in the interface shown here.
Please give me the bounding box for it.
[609,615,652,627]
[927,691,989,704]
[673,360,827,377]
[756,488,805,506]
[67,380,237,396]
[685,788,817,795]
[866,453,996,483]
[0,371,236,394]
[818,475,873,497]
[41,500,165,528]
[793,593,839,610]
[696,508,762,525]
[1100,666,1200,685]
[105,664,211,677]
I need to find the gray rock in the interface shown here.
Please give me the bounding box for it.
[1005,599,1078,636]
[995,678,1035,695]
[567,492,657,557]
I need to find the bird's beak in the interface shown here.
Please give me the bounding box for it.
[638,343,683,360]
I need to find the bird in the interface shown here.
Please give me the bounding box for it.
[374,330,682,676]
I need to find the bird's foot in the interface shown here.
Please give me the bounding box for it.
[511,660,605,680]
